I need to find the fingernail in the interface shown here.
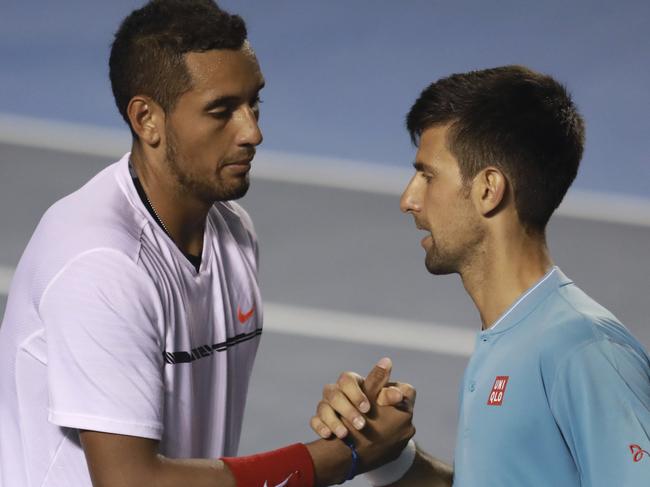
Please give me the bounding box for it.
[377,357,391,369]
[320,427,331,438]
[353,417,365,430]
[335,426,347,438]
[359,401,370,413]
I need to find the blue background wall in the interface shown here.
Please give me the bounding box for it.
[1,0,648,197]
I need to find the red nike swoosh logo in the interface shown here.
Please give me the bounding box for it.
[237,305,255,324]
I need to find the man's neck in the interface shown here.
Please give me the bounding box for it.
[130,146,210,257]
[460,229,553,330]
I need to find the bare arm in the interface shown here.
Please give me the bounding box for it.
[80,361,414,487]
[80,431,353,487]
[80,431,234,487]
[81,430,447,487]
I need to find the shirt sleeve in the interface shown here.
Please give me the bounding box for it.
[39,248,165,439]
[548,336,650,485]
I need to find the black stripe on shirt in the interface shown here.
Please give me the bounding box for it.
[163,329,263,365]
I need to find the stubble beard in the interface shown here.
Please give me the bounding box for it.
[165,128,250,203]
[424,203,486,276]
[424,236,461,275]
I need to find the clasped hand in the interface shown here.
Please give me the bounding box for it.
[311,358,417,472]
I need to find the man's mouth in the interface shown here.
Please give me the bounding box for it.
[415,223,432,248]
[223,156,254,173]
[420,234,432,249]
[225,157,253,166]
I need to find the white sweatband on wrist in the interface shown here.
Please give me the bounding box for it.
[363,439,416,486]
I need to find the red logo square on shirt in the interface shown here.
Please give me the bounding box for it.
[487,376,509,406]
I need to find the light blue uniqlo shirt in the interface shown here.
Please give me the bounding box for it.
[453,267,650,486]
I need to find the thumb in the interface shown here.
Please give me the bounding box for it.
[362,357,392,402]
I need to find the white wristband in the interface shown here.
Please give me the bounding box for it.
[363,439,416,486]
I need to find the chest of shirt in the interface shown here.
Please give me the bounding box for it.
[453,327,584,485]
[458,331,560,451]
[138,226,261,364]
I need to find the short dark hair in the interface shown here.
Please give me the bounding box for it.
[406,65,585,233]
[109,0,247,133]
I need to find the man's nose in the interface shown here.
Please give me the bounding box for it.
[236,107,263,147]
[400,180,420,213]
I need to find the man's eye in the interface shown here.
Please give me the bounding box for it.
[420,172,433,183]
[210,109,232,120]
[251,96,263,109]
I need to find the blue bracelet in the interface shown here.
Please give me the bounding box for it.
[340,436,359,483]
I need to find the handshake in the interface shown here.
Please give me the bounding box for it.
[308,358,418,483]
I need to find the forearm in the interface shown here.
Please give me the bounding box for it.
[153,440,351,487]
[82,429,353,487]
[389,449,453,487]
[154,457,234,487]
[81,432,235,487]
[306,438,355,486]
[156,444,352,487]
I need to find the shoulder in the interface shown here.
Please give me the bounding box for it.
[538,282,639,357]
[39,247,160,319]
[35,160,146,260]
[14,158,149,306]
[537,282,649,394]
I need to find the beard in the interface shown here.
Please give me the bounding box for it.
[424,236,461,275]
[423,213,486,276]
[165,127,251,203]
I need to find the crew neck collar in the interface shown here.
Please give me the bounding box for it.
[481,266,572,335]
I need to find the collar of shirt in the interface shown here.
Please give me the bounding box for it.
[480,267,573,336]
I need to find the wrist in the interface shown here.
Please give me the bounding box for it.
[339,437,359,483]
[306,438,353,486]
[363,439,417,486]
[221,443,315,487]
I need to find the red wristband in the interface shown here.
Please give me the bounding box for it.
[221,443,315,487]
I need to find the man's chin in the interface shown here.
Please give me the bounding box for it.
[214,179,250,202]
[424,254,456,275]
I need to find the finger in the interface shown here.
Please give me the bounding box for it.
[323,383,367,430]
[337,371,371,414]
[376,386,404,407]
[362,357,392,402]
[310,415,333,439]
[396,382,417,406]
[316,400,349,439]
[376,382,416,410]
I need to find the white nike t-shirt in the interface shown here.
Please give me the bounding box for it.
[0,154,262,487]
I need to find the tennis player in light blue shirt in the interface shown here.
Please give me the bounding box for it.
[309,66,650,487]
[454,266,650,486]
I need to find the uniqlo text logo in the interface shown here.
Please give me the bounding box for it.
[487,376,509,406]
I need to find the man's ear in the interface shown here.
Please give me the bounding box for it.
[471,166,509,217]
[126,96,164,146]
